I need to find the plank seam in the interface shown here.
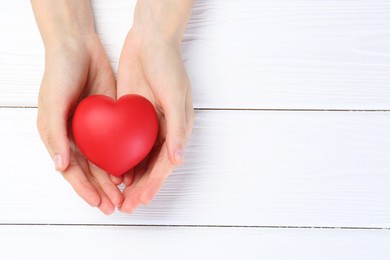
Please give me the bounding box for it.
[1,224,389,230]
[2,106,390,112]
[195,108,390,112]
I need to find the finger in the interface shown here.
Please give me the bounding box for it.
[122,144,164,210]
[162,88,187,165]
[139,143,175,205]
[61,154,101,207]
[122,167,143,199]
[120,185,141,214]
[37,98,70,172]
[185,87,195,138]
[127,157,150,187]
[75,154,115,215]
[95,187,116,215]
[89,163,124,208]
[123,168,135,186]
[120,159,148,213]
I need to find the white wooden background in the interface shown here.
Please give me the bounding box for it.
[1,0,390,259]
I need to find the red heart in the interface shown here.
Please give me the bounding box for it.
[72,94,158,177]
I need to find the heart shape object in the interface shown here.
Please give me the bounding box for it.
[72,94,158,177]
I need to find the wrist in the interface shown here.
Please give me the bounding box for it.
[31,0,96,48]
[43,33,104,67]
[132,0,194,46]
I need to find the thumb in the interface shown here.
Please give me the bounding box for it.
[37,100,71,172]
[163,95,187,165]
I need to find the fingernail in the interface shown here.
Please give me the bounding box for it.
[53,154,64,171]
[174,149,184,164]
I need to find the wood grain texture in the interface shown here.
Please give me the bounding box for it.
[1,108,389,227]
[185,0,390,109]
[1,226,389,260]
[0,0,389,109]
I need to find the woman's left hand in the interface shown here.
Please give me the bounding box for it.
[116,29,195,213]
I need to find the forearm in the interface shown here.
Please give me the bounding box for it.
[132,0,194,45]
[31,0,95,47]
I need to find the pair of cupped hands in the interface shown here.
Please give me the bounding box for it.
[37,29,195,215]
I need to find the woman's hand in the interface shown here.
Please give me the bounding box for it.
[32,0,123,214]
[116,0,195,213]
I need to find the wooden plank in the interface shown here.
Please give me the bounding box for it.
[185,0,390,109]
[0,0,389,109]
[0,225,389,260]
[1,108,390,227]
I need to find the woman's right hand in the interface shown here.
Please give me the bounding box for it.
[32,0,123,214]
